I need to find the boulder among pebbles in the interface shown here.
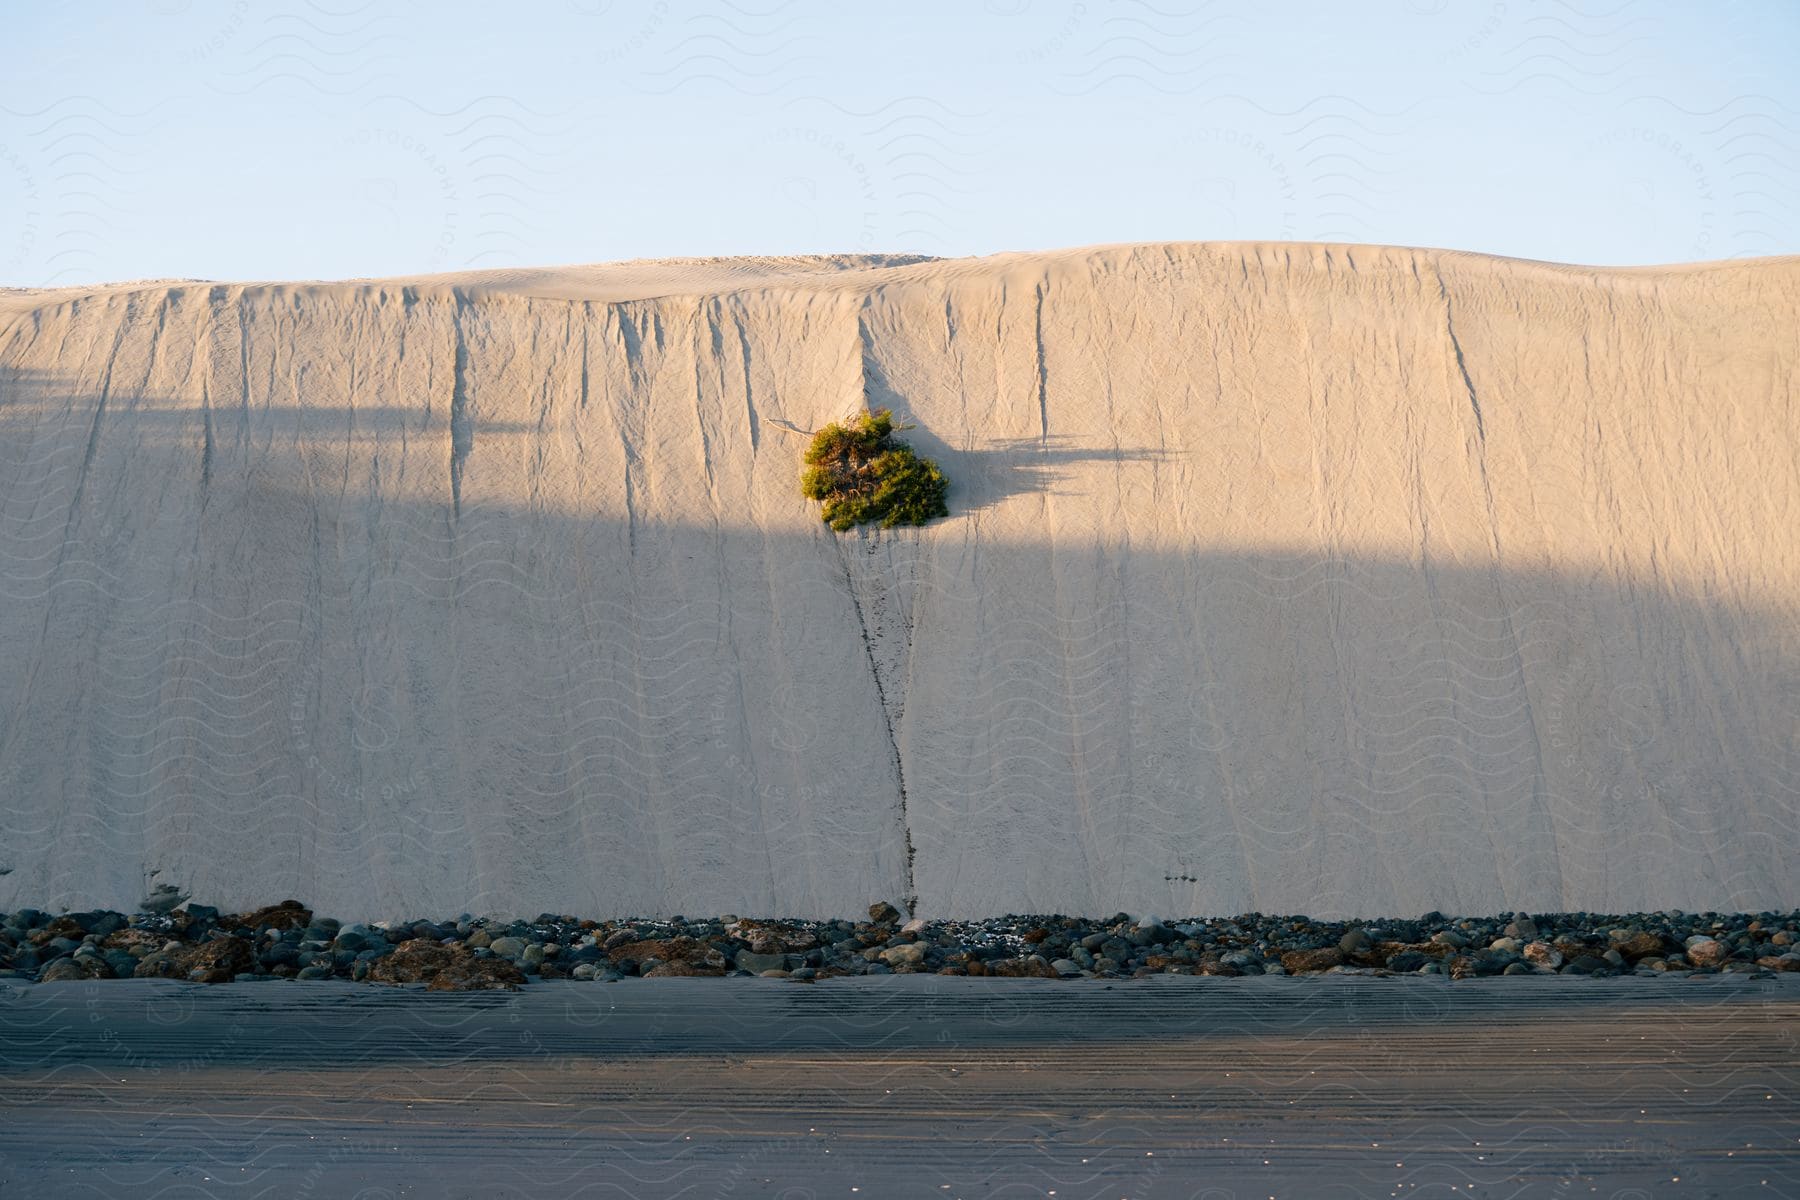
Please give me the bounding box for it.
[608,937,726,976]
[1280,948,1343,974]
[366,939,460,984]
[430,956,529,992]
[38,957,112,982]
[368,939,526,991]
[983,955,1058,978]
[880,942,928,969]
[332,924,386,953]
[175,935,256,983]
[1610,930,1665,960]
[1522,941,1561,968]
[234,900,313,932]
[733,920,819,954]
[1684,938,1729,968]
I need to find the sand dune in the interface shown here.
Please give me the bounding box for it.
[0,243,1794,920]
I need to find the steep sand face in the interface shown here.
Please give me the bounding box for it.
[0,244,1795,920]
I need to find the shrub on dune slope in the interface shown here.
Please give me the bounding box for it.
[800,408,949,531]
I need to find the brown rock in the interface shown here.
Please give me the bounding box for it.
[1280,947,1344,974]
[1685,938,1729,968]
[868,901,902,925]
[986,955,1057,978]
[644,960,714,977]
[1522,941,1563,969]
[734,920,820,954]
[1755,955,1800,972]
[1372,940,1448,966]
[173,935,255,981]
[427,957,526,992]
[1199,960,1243,977]
[1022,928,1050,944]
[366,939,458,984]
[103,928,166,955]
[607,936,727,975]
[1552,937,1592,961]
[366,938,526,991]
[1610,930,1665,960]
[45,916,87,940]
[234,900,313,932]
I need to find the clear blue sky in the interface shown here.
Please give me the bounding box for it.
[4,1,1797,285]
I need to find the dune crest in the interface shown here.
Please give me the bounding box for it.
[0,243,1794,919]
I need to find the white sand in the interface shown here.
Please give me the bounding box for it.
[0,243,1794,920]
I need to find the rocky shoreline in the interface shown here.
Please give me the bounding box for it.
[3,898,1797,991]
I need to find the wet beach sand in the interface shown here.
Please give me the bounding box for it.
[2,974,1795,1198]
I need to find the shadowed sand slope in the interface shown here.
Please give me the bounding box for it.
[0,243,1794,919]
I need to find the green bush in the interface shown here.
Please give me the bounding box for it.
[801,409,949,531]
